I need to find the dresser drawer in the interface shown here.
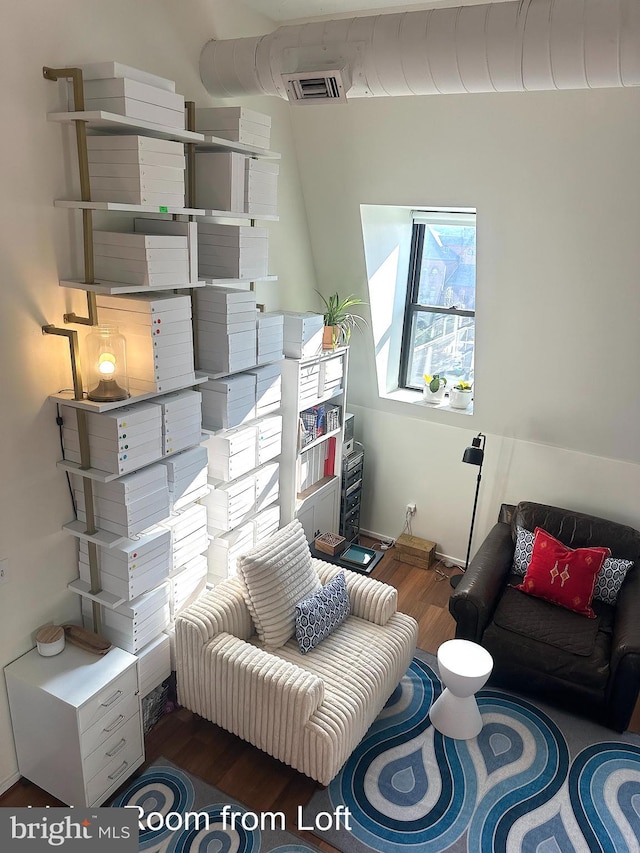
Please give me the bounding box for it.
[83,712,142,782]
[80,691,140,757]
[86,734,144,806]
[78,666,138,733]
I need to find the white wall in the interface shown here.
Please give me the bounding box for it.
[0,0,316,793]
[289,87,640,553]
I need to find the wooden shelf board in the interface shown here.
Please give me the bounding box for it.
[50,372,209,412]
[197,134,281,159]
[54,200,205,215]
[296,475,338,506]
[67,578,126,609]
[63,520,127,548]
[56,460,121,483]
[299,428,341,454]
[200,275,278,287]
[60,278,206,295]
[47,110,205,143]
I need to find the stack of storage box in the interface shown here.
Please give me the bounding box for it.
[205,425,257,483]
[208,521,255,579]
[194,153,278,216]
[257,312,284,365]
[257,415,282,465]
[168,554,208,619]
[197,287,257,375]
[195,106,271,148]
[282,312,324,358]
[248,363,282,417]
[78,527,171,602]
[245,159,278,217]
[156,502,209,622]
[82,584,170,654]
[72,465,169,539]
[79,62,186,130]
[149,390,202,457]
[198,223,269,281]
[254,504,280,544]
[137,634,171,700]
[87,136,185,207]
[61,403,162,476]
[134,218,197,285]
[93,231,190,289]
[159,445,208,510]
[255,460,280,512]
[321,355,344,396]
[96,293,195,394]
[201,373,256,431]
[203,473,256,533]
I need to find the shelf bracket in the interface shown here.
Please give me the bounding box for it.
[41,326,83,401]
[44,67,97,326]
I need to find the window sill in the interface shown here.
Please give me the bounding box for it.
[381,387,474,416]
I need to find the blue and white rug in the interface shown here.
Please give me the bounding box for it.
[305,650,640,852]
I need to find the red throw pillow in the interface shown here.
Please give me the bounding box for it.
[515,527,610,618]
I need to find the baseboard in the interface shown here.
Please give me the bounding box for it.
[360,529,465,568]
[0,770,20,797]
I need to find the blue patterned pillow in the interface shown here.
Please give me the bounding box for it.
[512,525,633,604]
[295,571,350,654]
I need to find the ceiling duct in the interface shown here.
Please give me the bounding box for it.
[200,0,640,102]
[283,68,350,104]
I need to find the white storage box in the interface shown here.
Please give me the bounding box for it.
[253,505,281,543]
[204,424,257,482]
[201,378,257,431]
[75,487,170,538]
[196,107,271,147]
[248,363,282,416]
[281,312,325,358]
[196,286,256,312]
[255,461,280,511]
[195,151,245,212]
[198,223,268,246]
[197,314,257,336]
[136,634,171,698]
[208,522,255,578]
[83,95,185,129]
[87,133,183,158]
[203,474,256,533]
[160,445,208,481]
[61,401,161,438]
[134,219,197,284]
[83,77,184,112]
[163,426,202,457]
[72,464,167,504]
[164,626,177,671]
[169,554,208,617]
[79,62,177,92]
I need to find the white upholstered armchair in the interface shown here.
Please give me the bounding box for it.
[176,523,418,785]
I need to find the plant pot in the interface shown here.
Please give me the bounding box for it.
[449,388,473,409]
[323,325,339,350]
[423,384,446,403]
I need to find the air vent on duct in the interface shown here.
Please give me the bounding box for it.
[282,69,349,104]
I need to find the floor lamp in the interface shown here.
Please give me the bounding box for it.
[450,433,486,589]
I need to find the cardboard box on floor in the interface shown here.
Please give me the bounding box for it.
[395,533,437,569]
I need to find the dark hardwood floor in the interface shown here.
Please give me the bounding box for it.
[3,543,637,852]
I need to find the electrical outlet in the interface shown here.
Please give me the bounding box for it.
[406,503,417,515]
[0,559,8,585]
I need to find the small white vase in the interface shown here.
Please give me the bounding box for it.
[449,388,473,409]
[423,384,445,403]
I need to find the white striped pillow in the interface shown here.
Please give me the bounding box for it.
[237,519,321,650]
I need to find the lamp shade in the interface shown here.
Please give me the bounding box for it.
[462,444,484,466]
[85,324,130,402]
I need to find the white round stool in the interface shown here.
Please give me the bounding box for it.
[429,639,493,740]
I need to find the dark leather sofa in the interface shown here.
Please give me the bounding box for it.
[449,501,640,731]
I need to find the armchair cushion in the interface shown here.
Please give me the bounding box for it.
[295,571,351,654]
[515,527,609,617]
[237,519,321,650]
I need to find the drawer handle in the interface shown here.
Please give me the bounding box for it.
[108,760,129,782]
[105,738,127,758]
[101,689,123,707]
[103,714,125,733]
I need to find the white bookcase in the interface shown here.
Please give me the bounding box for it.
[280,347,349,541]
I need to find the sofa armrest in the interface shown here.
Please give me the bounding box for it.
[176,577,254,643]
[610,567,640,674]
[449,522,514,642]
[312,558,397,625]
[176,630,324,764]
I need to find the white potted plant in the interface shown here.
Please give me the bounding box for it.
[449,380,473,409]
[423,373,447,403]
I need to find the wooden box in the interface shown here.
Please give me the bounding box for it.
[396,534,436,569]
[314,532,346,557]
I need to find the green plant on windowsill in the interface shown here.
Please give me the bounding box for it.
[316,291,367,349]
[424,373,447,393]
[452,380,472,392]
[450,380,473,410]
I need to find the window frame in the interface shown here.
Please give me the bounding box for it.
[398,215,476,392]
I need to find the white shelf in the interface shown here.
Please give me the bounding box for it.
[54,200,205,215]
[60,278,206,295]
[296,475,339,509]
[57,460,121,483]
[196,134,281,160]
[47,110,205,143]
[199,356,284,383]
[63,520,126,548]
[67,578,126,610]
[50,371,210,412]
[200,275,278,288]
[197,212,280,223]
[299,427,341,454]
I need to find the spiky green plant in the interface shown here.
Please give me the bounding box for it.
[316,291,367,345]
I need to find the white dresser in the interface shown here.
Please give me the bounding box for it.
[5,643,144,806]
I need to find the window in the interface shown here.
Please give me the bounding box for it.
[399,210,476,394]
